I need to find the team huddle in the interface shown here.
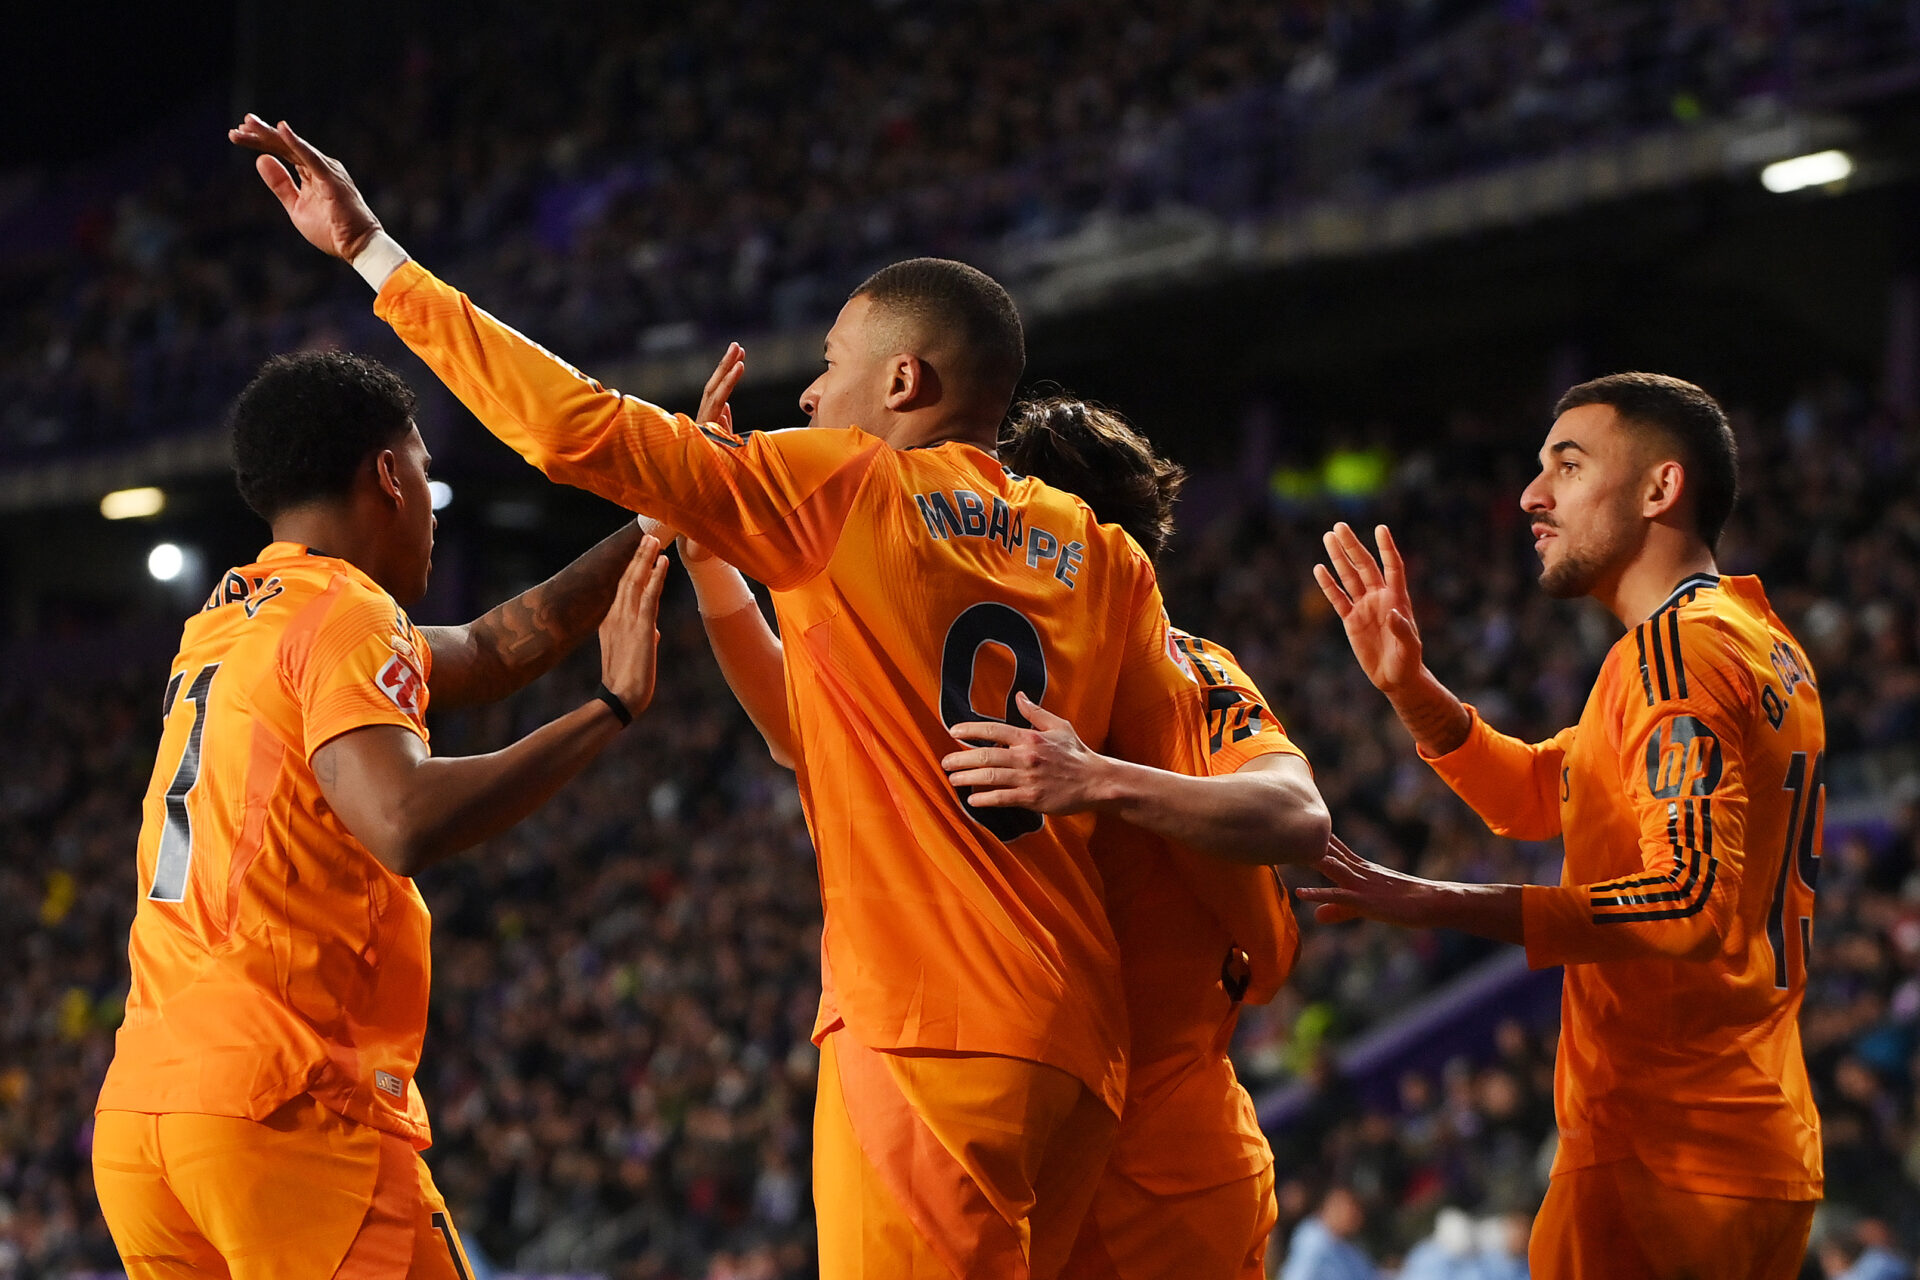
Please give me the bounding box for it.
[86,116,1825,1280]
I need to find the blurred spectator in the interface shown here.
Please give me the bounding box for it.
[1398,1207,1481,1280]
[1280,1186,1380,1280]
[1475,1213,1531,1280]
[1398,1207,1533,1280]
[1818,1218,1910,1280]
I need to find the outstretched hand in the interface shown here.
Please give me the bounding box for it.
[1314,522,1424,695]
[598,535,672,720]
[228,114,382,262]
[942,692,1112,814]
[697,343,746,433]
[1294,834,1433,927]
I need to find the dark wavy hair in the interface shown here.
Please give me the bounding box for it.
[230,351,417,521]
[1554,372,1738,550]
[1001,396,1185,563]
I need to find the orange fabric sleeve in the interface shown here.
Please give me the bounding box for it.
[373,261,882,590]
[1200,656,1304,1003]
[1169,625,1308,776]
[1421,707,1575,841]
[1207,687,1306,776]
[1524,620,1756,967]
[285,587,433,761]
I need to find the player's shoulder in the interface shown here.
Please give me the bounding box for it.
[190,549,336,631]
[757,424,881,460]
[226,551,412,652]
[1670,573,1777,661]
[1168,626,1254,688]
[1004,470,1153,569]
[1621,574,1766,715]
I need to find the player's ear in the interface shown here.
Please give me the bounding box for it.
[883,354,916,409]
[885,354,941,411]
[373,449,405,506]
[1643,458,1685,522]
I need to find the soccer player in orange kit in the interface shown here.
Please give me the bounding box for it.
[91,350,672,1279]
[1297,373,1823,1280]
[672,381,1329,1280]
[232,115,1219,1278]
[970,397,1329,1280]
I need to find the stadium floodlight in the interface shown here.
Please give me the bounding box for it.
[101,486,166,520]
[1760,150,1853,194]
[147,543,185,582]
[429,480,453,511]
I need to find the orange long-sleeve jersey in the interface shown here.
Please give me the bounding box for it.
[97,545,438,1149]
[1099,629,1303,1195]
[1424,574,1822,1199]
[375,262,1205,1112]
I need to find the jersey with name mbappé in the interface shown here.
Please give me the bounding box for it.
[376,262,1206,1112]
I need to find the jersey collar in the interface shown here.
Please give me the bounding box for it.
[256,542,384,594]
[1653,572,1721,615]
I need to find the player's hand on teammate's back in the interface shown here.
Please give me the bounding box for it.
[228,114,381,262]
[1315,522,1425,695]
[1294,835,1430,926]
[697,343,747,432]
[943,692,1113,814]
[599,536,671,720]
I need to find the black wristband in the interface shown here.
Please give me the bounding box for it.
[593,683,634,727]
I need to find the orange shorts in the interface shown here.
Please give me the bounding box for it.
[813,1028,1117,1280]
[1530,1158,1815,1280]
[93,1094,474,1280]
[1062,1161,1276,1280]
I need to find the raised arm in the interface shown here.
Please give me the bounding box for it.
[422,520,645,709]
[1319,521,1567,839]
[315,538,669,876]
[678,532,797,768]
[1316,521,1469,752]
[229,116,878,590]
[1301,626,1757,965]
[637,352,798,767]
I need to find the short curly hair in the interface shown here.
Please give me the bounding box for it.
[1001,396,1185,563]
[230,351,418,521]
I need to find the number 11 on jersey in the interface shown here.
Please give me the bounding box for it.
[149,663,220,902]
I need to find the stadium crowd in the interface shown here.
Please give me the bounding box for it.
[1,370,1916,1278]
[6,0,1917,462]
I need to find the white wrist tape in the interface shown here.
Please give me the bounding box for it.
[352,231,411,292]
[686,556,757,618]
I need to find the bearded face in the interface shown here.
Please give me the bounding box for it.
[1521,404,1654,602]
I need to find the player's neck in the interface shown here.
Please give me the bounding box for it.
[1596,530,1719,626]
[885,417,1000,456]
[271,507,391,589]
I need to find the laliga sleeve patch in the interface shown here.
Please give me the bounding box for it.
[375,654,426,718]
[1164,625,1198,683]
[1645,714,1722,798]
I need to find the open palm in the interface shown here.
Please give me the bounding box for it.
[1314,522,1425,694]
[228,114,381,263]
